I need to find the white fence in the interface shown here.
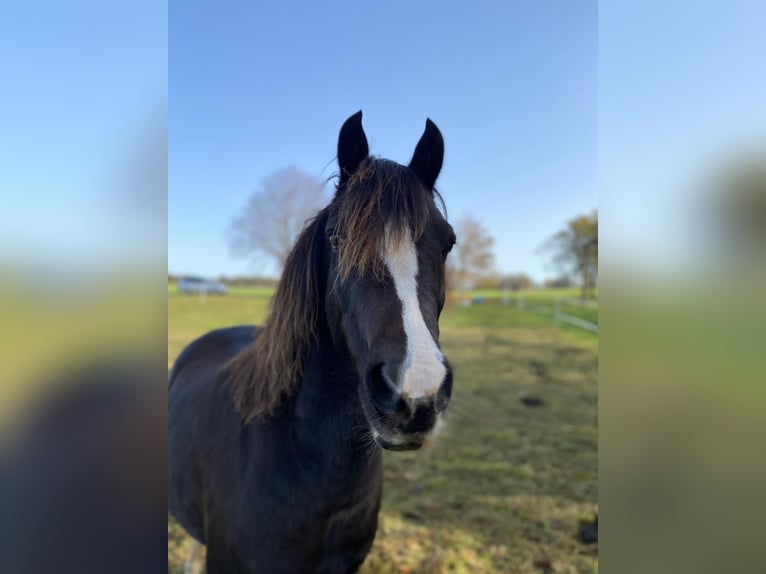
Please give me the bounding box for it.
[503,291,598,334]
[554,297,599,333]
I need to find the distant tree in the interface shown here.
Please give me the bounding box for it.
[499,273,534,291]
[444,262,460,294]
[227,167,328,273]
[474,273,502,290]
[452,213,496,290]
[544,276,574,289]
[542,210,598,299]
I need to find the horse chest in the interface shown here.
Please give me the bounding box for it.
[229,468,382,573]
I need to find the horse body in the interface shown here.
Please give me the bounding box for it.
[169,112,454,573]
[169,326,382,573]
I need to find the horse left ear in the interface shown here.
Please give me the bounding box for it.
[409,118,444,189]
[337,110,369,182]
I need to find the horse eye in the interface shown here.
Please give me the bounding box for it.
[442,239,455,258]
[328,232,343,250]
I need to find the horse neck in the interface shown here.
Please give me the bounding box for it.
[291,331,379,472]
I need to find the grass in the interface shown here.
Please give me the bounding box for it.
[167,292,598,573]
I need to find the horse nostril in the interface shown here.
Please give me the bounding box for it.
[434,366,453,413]
[434,391,449,413]
[394,396,413,422]
[368,363,399,414]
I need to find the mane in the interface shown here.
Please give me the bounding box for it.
[225,213,324,425]
[226,158,442,425]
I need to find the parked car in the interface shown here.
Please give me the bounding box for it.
[177,277,228,295]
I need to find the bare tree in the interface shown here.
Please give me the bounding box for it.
[499,273,534,291]
[444,261,460,294]
[451,213,496,290]
[544,276,573,289]
[542,210,598,299]
[228,167,328,273]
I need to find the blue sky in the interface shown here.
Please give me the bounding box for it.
[169,0,597,281]
[1,1,762,285]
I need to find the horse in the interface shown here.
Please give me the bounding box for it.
[168,111,456,574]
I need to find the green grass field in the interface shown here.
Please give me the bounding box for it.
[168,290,598,573]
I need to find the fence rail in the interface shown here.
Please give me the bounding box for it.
[553,297,598,333]
[503,291,598,334]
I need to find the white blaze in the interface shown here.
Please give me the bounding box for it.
[382,225,447,399]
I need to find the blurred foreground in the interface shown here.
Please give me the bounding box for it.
[0,278,167,573]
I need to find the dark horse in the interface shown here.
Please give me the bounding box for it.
[168,111,456,573]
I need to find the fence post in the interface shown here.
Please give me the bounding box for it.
[554,298,561,326]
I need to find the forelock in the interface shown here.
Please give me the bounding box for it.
[334,158,435,281]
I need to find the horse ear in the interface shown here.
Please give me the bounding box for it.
[337,111,369,182]
[409,118,444,189]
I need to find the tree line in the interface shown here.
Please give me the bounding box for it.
[223,167,598,298]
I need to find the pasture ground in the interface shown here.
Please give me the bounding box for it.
[167,289,598,574]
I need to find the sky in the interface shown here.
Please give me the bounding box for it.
[2,1,760,284]
[168,0,597,281]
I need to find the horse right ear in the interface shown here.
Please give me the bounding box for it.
[409,118,444,190]
[337,111,369,182]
